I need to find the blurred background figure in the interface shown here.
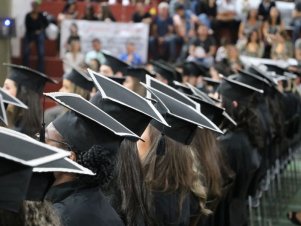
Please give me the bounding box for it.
[97,2,116,22]
[131,2,152,24]
[119,41,142,66]
[23,1,49,73]
[85,38,105,66]
[63,37,84,73]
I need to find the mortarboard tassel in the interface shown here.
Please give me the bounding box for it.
[39,96,46,143]
[156,133,165,156]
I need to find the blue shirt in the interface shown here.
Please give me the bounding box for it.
[119,53,142,66]
[154,16,173,37]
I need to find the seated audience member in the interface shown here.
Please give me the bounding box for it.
[271,30,293,60]
[97,2,116,22]
[88,58,101,72]
[169,0,191,16]
[85,38,105,65]
[237,9,262,46]
[119,42,142,66]
[57,2,78,27]
[291,1,301,43]
[65,23,81,52]
[194,0,217,28]
[83,4,98,21]
[187,24,216,66]
[257,0,276,21]
[173,3,198,62]
[238,30,264,58]
[262,6,285,57]
[149,2,176,62]
[63,37,84,74]
[214,44,242,76]
[132,2,152,24]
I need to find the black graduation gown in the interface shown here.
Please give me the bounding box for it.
[46,180,124,226]
[153,191,200,226]
[219,129,261,226]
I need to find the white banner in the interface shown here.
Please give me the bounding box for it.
[60,20,149,63]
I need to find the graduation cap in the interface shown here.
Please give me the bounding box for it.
[187,94,236,127]
[47,92,140,152]
[173,81,194,95]
[157,60,183,82]
[186,83,221,105]
[0,127,71,212]
[151,61,176,85]
[203,77,221,92]
[63,67,94,92]
[125,67,155,83]
[87,69,169,137]
[3,63,58,94]
[102,52,129,75]
[247,65,277,86]
[218,76,264,102]
[142,83,223,146]
[235,69,271,90]
[107,76,126,85]
[146,76,200,112]
[183,61,204,77]
[0,87,28,109]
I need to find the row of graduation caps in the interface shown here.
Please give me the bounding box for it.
[0,51,295,213]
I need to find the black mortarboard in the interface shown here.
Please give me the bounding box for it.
[187,94,236,127]
[158,60,183,82]
[48,92,140,152]
[183,61,204,77]
[235,69,271,90]
[0,95,7,125]
[0,87,28,109]
[143,84,223,145]
[125,67,155,83]
[218,76,264,102]
[262,63,297,80]
[64,67,94,91]
[151,61,176,85]
[102,52,129,75]
[172,81,194,95]
[87,69,168,137]
[247,65,277,86]
[107,76,126,85]
[146,76,200,112]
[203,77,221,92]
[0,127,70,212]
[187,83,220,105]
[3,63,58,94]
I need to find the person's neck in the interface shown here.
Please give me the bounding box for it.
[53,173,76,186]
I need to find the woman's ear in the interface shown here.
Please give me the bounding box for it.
[232,100,238,108]
[70,151,77,161]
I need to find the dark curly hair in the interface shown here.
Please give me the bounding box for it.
[75,145,117,187]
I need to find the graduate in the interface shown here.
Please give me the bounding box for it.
[44,65,94,125]
[2,63,57,136]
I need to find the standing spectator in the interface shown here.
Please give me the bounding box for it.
[263,7,285,57]
[82,4,98,21]
[131,2,152,24]
[63,37,84,73]
[23,1,49,73]
[85,38,105,65]
[97,3,116,22]
[258,0,276,21]
[271,30,293,60]
[237,9,262,46]
[149,2,175,61]
[291,1,301,43]
[215,0,240,44]
[194,0,217,28]
[57,2,78,27]
[238,30,265,58]
[119,42,142,66]
[187,24,216,66]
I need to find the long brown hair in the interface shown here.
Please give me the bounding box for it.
[143,125,210,215]
[69,82,91,100]
[191,129,223,209]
